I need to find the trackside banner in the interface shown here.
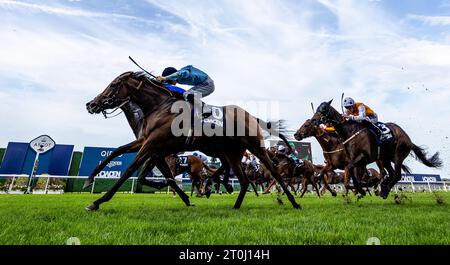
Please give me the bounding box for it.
[399,174,441,183]
[78,147,137,178]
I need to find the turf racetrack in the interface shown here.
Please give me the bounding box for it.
[0,192,448,245]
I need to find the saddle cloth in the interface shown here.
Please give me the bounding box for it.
[375,122,394,142]
[177,155,189,167]
[201,105,225,129]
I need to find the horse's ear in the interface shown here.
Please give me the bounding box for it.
[328,99,333,105]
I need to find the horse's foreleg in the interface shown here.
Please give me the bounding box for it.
[249,181,259,197]
[86,151,149,211]
[83,139,143,189]
[348,155,367,197]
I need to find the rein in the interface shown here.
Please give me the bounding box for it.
[321,129,366,154]
[102,98,130,119]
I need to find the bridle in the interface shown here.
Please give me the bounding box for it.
[99,72,174,119]
[100,80,131,119]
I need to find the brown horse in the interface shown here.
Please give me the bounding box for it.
[243,161,273,194]
[165,154,215,197]
[311,100,442,198]
[84,71,301,210]
[242,152,273,194]
[295,119,388,196]
[358,168,383,196]
[318,169,346,195]
[265,147,321,197]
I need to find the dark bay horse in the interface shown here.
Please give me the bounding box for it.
[295,119,389,196]
[311,100,442,198]
[85,71,301,210]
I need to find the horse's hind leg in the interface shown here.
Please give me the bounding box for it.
[249,181,259,197]
[380,161,395,199]
[225,155,249,209]
[300,178,308,198]
[155,158,192,206]
[251,147,301,209]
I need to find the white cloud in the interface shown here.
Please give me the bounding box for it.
[408,14,450,26]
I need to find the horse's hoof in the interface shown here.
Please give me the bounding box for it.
[225,184,234,194]
[332,192,337,197]
[188,203,196,207]
[293,203,302,209]
[205,189,211,199]
[82,179,93,190]
[85,204,99,211]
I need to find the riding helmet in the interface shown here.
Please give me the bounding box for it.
[343,97,355,108]
[162,67,177,77]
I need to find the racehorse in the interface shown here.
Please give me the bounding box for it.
[243,160,273,194]
[310,100,442,198]
[85,71,301,210]
[358,168,383,196]
[265,147,321,197]
[295,119,389,196]
[165,154,215,197]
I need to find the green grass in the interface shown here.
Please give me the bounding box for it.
[0,192,449,245]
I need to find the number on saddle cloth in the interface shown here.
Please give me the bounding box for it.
[375,122,393,140]
[177,156,189,167]
[201,105,225,130]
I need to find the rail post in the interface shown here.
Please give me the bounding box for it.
[44,176,50,194]
[91,179,96,194]
[8,175,17,193]
[131,178,135,194]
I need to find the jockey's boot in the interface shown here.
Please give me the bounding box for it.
[362,120,385,144]
[184,92,213,119]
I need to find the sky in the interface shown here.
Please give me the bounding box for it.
[0,0,450,178]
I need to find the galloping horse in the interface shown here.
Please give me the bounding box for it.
[85,71,301,210]
[243,160,273,194]
[165,154,215,197]
[265,147,321,197]
[295,119,388,196]
[311,100,442,198]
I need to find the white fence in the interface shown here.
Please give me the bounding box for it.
[0,174,449,194]
[0,174,243,194]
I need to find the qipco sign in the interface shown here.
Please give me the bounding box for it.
[30,135,56,154]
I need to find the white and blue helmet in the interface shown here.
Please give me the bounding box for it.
[343,97,355,108]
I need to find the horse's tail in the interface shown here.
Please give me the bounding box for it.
[401,164,412,175]
[258,119,292,150]
[411,144,443,168]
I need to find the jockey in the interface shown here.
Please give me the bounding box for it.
[278,145,303,176]
[156,65,215,117]
[192,151,209,164]
[277,145,300,162]
[342,97,388,142]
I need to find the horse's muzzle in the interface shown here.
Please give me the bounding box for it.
[294,132,303,141]
[86,101,101,114]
